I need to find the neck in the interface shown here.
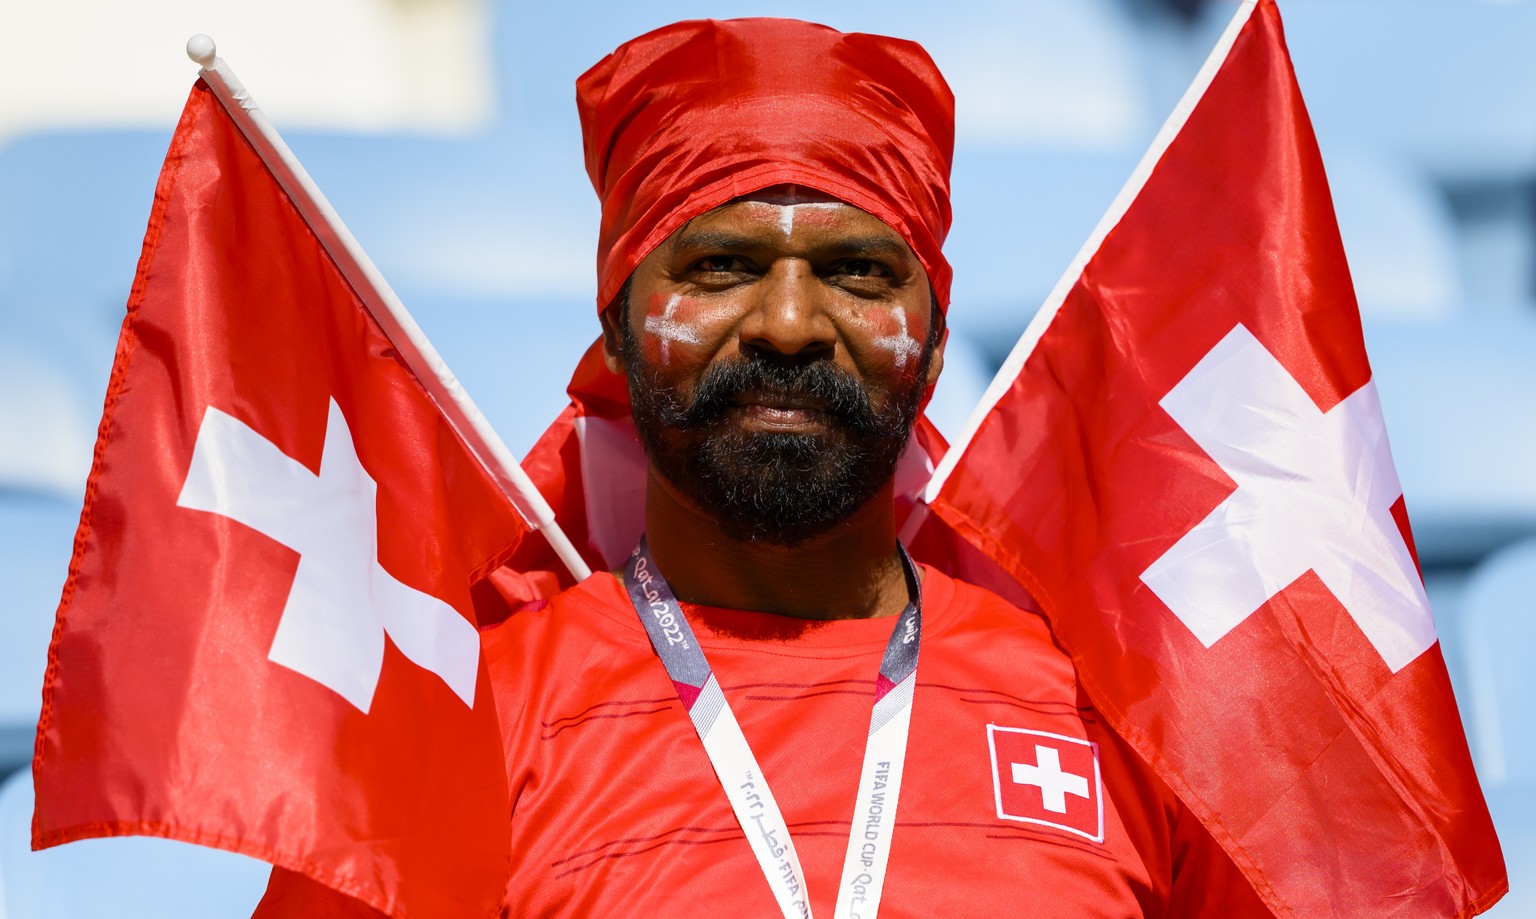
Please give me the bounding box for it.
[639,469,911,620]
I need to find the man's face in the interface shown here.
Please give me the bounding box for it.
[602,188,944,546]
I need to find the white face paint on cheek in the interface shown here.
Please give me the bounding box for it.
[870,304,923,372]
[642,294,700,366]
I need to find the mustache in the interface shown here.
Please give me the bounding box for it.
[656,355,883,434]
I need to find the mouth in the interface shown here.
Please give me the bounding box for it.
[728,390,833,432]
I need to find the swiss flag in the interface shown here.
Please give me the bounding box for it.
[922,1,1507,915]
[988,726,1103,843]
[32,77,524,917]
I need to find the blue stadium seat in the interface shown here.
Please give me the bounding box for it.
[1326,148,1463,321]
[1201,0,1536,182]
[944,148,1143,360]
[0,496,80,776]
[0,768,269,918]
[1456,538,1536,915]
[1478,788,1536,916]
[1460,539,1536,788]
[0,325,118,775]
[1364,316,1536,565]
[0,339,96,500]
[880,0,1154,151]
[922,327,994,445]
[393,295,598,457]
[489,0,1155,150]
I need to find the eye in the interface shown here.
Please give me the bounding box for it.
[832,259,893,279]
[694,255,742,273]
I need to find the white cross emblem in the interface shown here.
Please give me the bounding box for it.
[176,399,480,713]
[988,726,1103,841]
[1141,324,1436,672]
[1011,745,1090,814]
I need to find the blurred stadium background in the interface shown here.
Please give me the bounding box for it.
[1,0,1532,914]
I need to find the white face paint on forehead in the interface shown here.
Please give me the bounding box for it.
[774,201,843,238]
[736,185,847,240]
[643,293,699,366]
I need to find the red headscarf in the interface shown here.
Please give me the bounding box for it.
[577,18,956,312]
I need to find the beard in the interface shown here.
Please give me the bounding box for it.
[623,331,930,547]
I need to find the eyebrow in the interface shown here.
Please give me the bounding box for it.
[668,230,913,262]
[668,230,761,253]
[823,236,912,261]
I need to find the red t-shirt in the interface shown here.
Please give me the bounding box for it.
[254,566,1266,917]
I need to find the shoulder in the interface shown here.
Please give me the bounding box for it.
[925,565,1049,625]
[919,564,1081,697]
[479,573,650,714]
[923,566,1138,782]
[480,571,643,654]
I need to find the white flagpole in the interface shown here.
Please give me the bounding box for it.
[183,34,593,583]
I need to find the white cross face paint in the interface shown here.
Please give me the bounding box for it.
[870,304,923,372]
[643,293,699,366]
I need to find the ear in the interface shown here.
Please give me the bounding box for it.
[923,301,946,390]
[599,302,627,375]
[916,324,947,415]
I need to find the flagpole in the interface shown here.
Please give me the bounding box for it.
[182,35,593,583]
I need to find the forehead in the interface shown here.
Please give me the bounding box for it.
[672,187,914,253]
[738,184,842,206]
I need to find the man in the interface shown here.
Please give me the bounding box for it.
[255,17,1268,916]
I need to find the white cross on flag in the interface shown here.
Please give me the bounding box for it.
[177,400,482,713]
[918,0,1506,915]
[32,73,531,917]
[1140,324,1437,672]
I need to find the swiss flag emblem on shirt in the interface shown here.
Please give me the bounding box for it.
[988,725,1104,843]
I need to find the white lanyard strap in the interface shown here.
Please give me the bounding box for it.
[623,539,921,919]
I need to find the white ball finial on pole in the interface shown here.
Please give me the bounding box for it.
[186,34,217,68]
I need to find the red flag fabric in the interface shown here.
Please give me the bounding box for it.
[32,78,522,918]
[921,1,1507,915]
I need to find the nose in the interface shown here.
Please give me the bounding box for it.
[738,259,836,361]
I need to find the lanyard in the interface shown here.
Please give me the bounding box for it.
[623,538,921,919]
